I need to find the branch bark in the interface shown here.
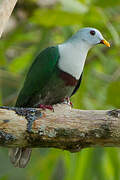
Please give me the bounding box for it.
[0,0,17,38]
[0,105,120,152]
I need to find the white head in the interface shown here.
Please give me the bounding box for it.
[58,27,110,80]
[68,27,110,49]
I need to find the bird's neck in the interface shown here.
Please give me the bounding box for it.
[58,40,90,80]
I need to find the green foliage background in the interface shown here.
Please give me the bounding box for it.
[0,0,120,179]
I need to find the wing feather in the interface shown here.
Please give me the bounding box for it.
[16,46,60,107]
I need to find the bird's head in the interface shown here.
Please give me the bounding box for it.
[71,27,110,49]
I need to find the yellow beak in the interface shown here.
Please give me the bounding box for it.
[100,39,110,47]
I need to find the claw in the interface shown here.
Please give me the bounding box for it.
[62,97,73,107]
[69,101,73,107]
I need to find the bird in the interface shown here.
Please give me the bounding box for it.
[9,27,110,168]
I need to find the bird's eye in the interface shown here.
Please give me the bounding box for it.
[90,30,95,36]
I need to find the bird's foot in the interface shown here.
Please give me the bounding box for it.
[62,97,73,107]
[38,104,54,111]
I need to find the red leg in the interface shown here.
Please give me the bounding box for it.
[62,97,73,107]
[38,104,54,111]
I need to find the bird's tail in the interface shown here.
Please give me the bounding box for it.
[9,148,32,168]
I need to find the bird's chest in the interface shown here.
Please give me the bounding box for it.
[58,44,87,80]
[36,69,76,105]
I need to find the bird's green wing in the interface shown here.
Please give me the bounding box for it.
[16,46,60,107]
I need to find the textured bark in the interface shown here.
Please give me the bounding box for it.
[0,105,120,152]
[0,0,17,37]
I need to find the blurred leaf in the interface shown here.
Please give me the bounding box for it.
[104,148,120,180]
[107,81,120,108]
[94,0,120,7]
[8,47,35,74]
[28,149,61,180]
[74,149,94,180]
[60,0,88,13]
[82,7,106,28]
[0,176,8,180]
[30,9,84,27]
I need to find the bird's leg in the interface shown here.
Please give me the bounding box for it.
[37,104,54,111]
[62,97,73,107]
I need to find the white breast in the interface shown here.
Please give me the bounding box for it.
[58,42,90,80]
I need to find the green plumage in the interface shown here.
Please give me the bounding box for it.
[16,46,75,107]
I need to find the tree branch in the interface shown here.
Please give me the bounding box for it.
[0,0,18,38]
[0,105,120,152]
